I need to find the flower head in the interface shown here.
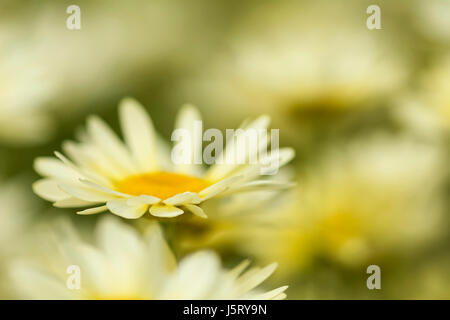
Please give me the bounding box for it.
[33,98,294,219]
[10,217,287,300]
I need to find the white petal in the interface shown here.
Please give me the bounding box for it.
[79,179,131,198]
[199,175,243,201]
[183,204,207,218]
[34,157,81,181]
[95,217,148,288]
[58,183,117,202]
[77,205,108,215]
[127,195,161,206]
[32,179,68,201]
[163,192,201,205]
[228,260,251,278]
[173,104,203,176]
[205,115,271,181]
[106,199,148,219]
[272,293,287,300]
[64,243,109,294]
[55,141,111,186]
[259,147,295,176]
[225,180,296,194]
[236,263,278,295]
[155,135,175,171]
[119,98,158,172]
[54,197,99,208]
[227,147,296,183]
[9,262,77,299]
[86,115,137,174]
[144,222,177,274]
[249,286,288,300]
[68,143,129,181]
[149,204,184,218]
[97,217,144,256]
[159,251,220,299]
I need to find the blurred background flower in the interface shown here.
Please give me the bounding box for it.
[0,0,449,299]
[8,217,287,299]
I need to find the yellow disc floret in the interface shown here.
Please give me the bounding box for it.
[115,172,209,199]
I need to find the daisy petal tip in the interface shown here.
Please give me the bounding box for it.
[149,204,184,218]
[119,96,142,111]
[53,151,62,158]
[76,205,108,215]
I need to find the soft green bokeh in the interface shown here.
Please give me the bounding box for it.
[0,0,449,299]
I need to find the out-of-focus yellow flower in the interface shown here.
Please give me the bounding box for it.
[420,55,450,128]
[177,1,409,124]
[0,30,55,144]
[394,55,450,138]
[9,217,287,299]
[32,98,294,219]
[240,136,445,277]
[414,0,450,43]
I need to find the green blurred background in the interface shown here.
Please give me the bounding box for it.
[0,0,449,299]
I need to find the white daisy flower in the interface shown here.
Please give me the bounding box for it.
[9,217,287,300]
[32,98,294,219]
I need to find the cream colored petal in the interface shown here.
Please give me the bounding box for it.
[149,203,184,218]
[69,143,129,181]
[227,147,295,183]
[79,179,131,198]
[250,286,288,300]
[106,199,148,219]
[236,263,278,295]
[86,115,137,174]
[63,243,109,295]
[228,259,251,278]
[96,217,144,257]
[258,147,295,176]
[224,180,296,195]
[9,262,78,299]
[163,192,201,205]
[173,104,204,176]
[62,140,89,166]
[144,223,177,290]
[119,98,158,172]
[241,114,271,131]
[95,217,150,292]
[155,135,175,171]
[205,115,271,181]
[55,150,113,187]
[199,175,243,201]
[77,205,108,215]
[272,293,287,300]
[32,179,68,201]
[54,197,99,208]
[34,157,81,182]
[58,141,112,186]
[183,204,207,218]
[58,183,117,202]
[159,251,220,299]
[127,195,161,206]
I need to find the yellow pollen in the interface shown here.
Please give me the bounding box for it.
[115,172,209,199]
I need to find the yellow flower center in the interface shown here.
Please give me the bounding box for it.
[115,171,209,199]
[322,212,360,245]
